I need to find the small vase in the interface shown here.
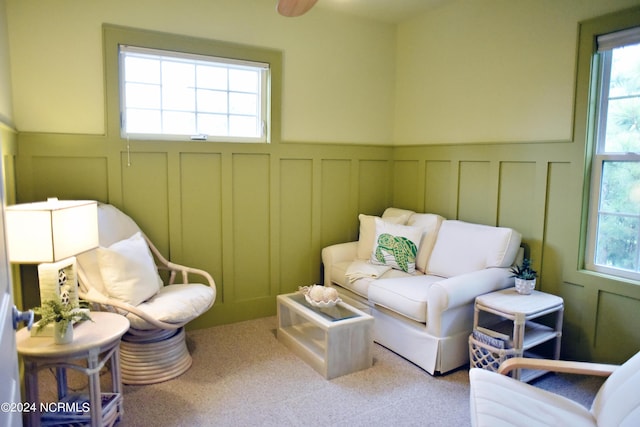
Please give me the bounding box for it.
[54,322,73,344]
[515,278,536,295]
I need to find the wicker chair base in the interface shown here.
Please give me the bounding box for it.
[119,327,193,385]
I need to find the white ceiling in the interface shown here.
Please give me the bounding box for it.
[316,0,448,24]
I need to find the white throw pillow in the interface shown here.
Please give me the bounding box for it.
[97,231,163,306]
[370,218,423,273]
[357,214,408,260]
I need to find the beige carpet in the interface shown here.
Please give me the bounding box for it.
[38,316,604,426]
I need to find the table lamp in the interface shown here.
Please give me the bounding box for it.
[5,198,99,332]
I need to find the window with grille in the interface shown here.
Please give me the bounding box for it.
[120,45,270,143]
[586,27,640,280]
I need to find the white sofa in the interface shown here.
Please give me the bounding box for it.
[321,208,522,375]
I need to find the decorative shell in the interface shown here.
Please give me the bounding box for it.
[299,285,342,307]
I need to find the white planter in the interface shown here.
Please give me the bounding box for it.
[54,322,73,344]
[515,278,536,295]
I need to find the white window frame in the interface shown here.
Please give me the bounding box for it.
[586,26,640,281]
[119,46,270,143]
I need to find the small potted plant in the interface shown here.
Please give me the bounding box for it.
[510,258,537,295]
[32,297,92,344]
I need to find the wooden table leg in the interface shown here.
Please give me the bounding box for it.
[23,359,40,427]
[87,348,103,426]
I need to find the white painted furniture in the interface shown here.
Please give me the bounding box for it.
[16,312,129,427]
[470,352,640,427]
[472,288,563,382]
[77,203,216,384]
[277,292,373,379]
[322,207,522,375]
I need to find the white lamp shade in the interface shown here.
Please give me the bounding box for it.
[6,199,99,263]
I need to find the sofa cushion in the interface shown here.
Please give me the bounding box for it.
[370,218,423,273]
[332,260,417,299]
[426,220,522,278]
[407,213,445,273]
[368,275,442,323]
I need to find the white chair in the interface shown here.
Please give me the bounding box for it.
[469,351,640,426]
[76,204,216,385]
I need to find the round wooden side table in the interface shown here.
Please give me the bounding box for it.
[16,312,130,427]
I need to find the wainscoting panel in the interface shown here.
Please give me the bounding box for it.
[358,159,392,216]
[321,159,353,248]
[231,153,271,302]
[497,161,537,236]
[458,161,495,225]
[392,159,421,212]
[542,162,575,295]
[424,160,451,218]
[31,156,108,203]
[280,158,314,293]
[559,281,588,360]
[121,152,170,255]
[595,291,640,362]
[179,152,224,297]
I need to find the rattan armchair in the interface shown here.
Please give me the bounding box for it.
[77,204,216,384]
[469,352,640,426]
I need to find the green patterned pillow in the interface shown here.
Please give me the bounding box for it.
[370,218,423,273]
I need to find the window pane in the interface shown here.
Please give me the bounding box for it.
[198,113,227,135]
[600,161,640,214]
[602,44,640,153]
[229,115,258,137]
[197,89,227,113]
[162,85,195,111]
[125,56,160,84]
[197,65,227,90]
[163,111,195,134]
[229,92,257,115]
[126,109,162,134]
[125,83,160,109]
[229,68,258,92]
[595,213,639,271]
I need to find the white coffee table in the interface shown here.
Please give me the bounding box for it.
[277,292,374,379]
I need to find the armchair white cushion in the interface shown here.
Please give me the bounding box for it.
[469,352,640,427]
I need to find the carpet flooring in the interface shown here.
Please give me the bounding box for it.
[38,315,605,426]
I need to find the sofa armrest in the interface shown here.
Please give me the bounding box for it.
[428,267,513,311]
[426,268,513,336]
[322,241,358,264]
[321,241,358,286]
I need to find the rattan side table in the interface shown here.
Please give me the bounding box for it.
[16,312,130,427]
[471,287,563,382]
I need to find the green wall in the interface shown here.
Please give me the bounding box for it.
[390,7,640,365]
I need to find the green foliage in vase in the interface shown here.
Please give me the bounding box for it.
[32,298,92,333]
[510,258,538,280]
